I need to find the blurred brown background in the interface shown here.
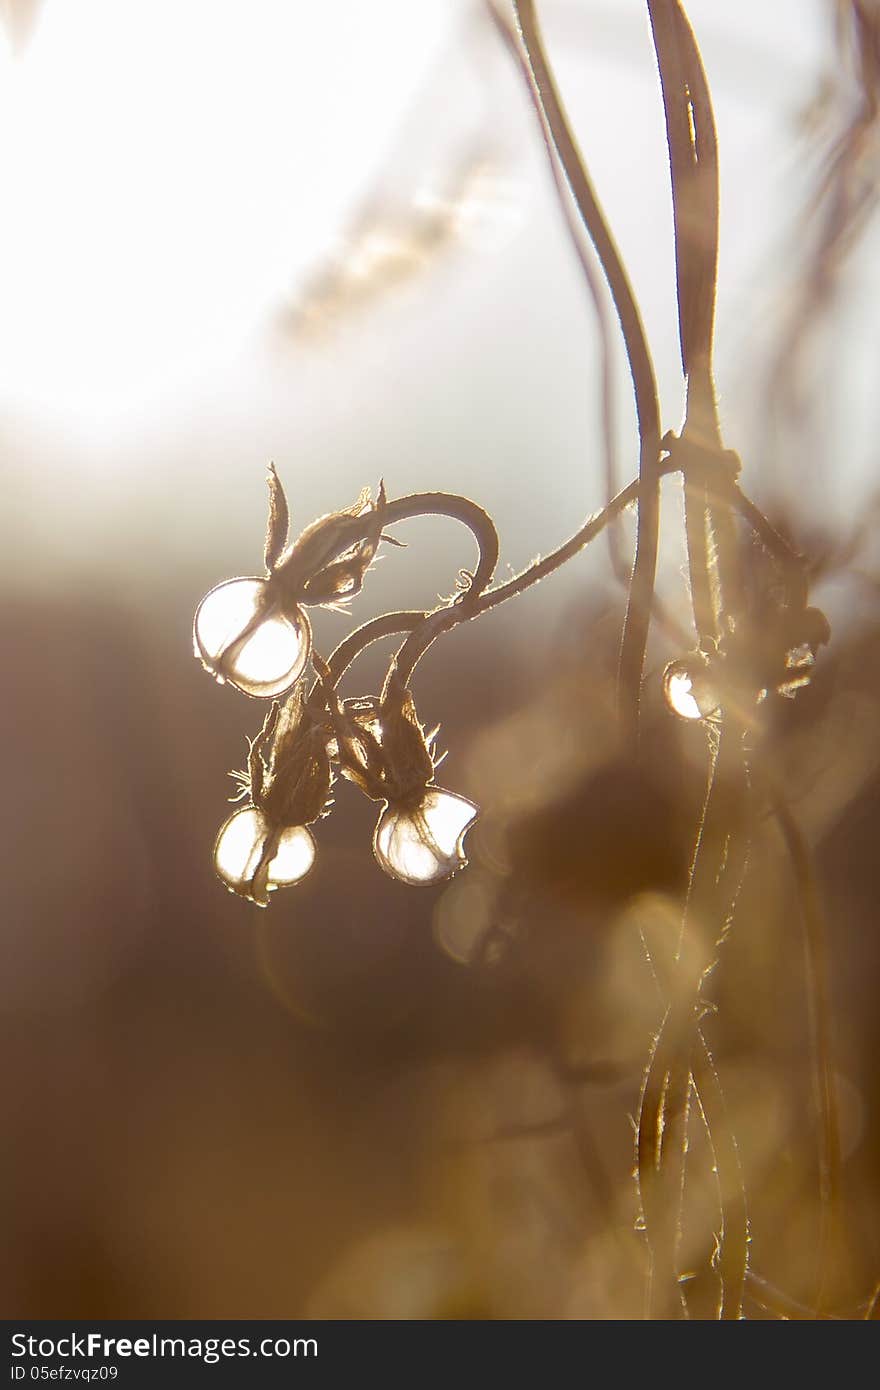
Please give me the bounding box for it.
[1,0,878,1317]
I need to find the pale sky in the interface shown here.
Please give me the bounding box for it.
[0,1,869,611]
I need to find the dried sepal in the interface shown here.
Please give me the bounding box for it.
[259,684,334,829]
[376,674,437,804]
[326,693,388,801]
[277,481,389,608]
[315,668,478,886]
[195,475,398,702]
[264,463,291,573]
[243,701,282,803]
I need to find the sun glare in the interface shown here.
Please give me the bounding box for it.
[0,0,457,423]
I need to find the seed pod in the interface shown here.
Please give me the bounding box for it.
[373,787,478,886]
[662,654,721,721]
[277,482,388,608]
[214,807,316,906]
[193,576,311,698]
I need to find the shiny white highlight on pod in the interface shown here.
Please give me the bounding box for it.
[214,807,315,894]
[373,788,478,886]
[194,576,310,698]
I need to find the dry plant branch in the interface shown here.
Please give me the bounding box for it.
[190,0,855,1321]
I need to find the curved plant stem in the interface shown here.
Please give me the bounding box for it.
[280,453,784,725]
[486,4,622,571]
[511,0,663,748]
[379,465,789,691]
[382,491,500,599]
[490,1,689,648]
[388,472,646,689]
[320,611,424,690]
[211,490,499,685]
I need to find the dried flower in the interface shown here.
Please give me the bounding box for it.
[274,480,391,610]
[194,469,391,698]
[214,690,332,905]
[322,671,478,884]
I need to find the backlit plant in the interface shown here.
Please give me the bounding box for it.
[193,0,860,1320]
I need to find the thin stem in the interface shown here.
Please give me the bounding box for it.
[511,0,663,747]
[487,3,623,572]
[692,1033,749,1319]
[637,720,751,1318]
[382,491,500,600]
[490,1,688,649]
[647,0,719,646]
[772,790,843,1315]
[745,1271,839,1321]
[732,486,807,597]
[213,491,498,684]
[387,472,645,690]
[321,611,424,690]
[381,463,788,691]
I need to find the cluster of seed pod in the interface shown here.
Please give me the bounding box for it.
[195,461,832,906]
[194,468,478,906]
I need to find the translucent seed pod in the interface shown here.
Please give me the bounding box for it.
[373,787,478,886]
[194,576,310,698]
[662,656,721,721]
[214,806,315,901]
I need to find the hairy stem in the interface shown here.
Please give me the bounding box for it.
[382,491,500,599]
[368,466,794,693]
[387,472,647,689]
